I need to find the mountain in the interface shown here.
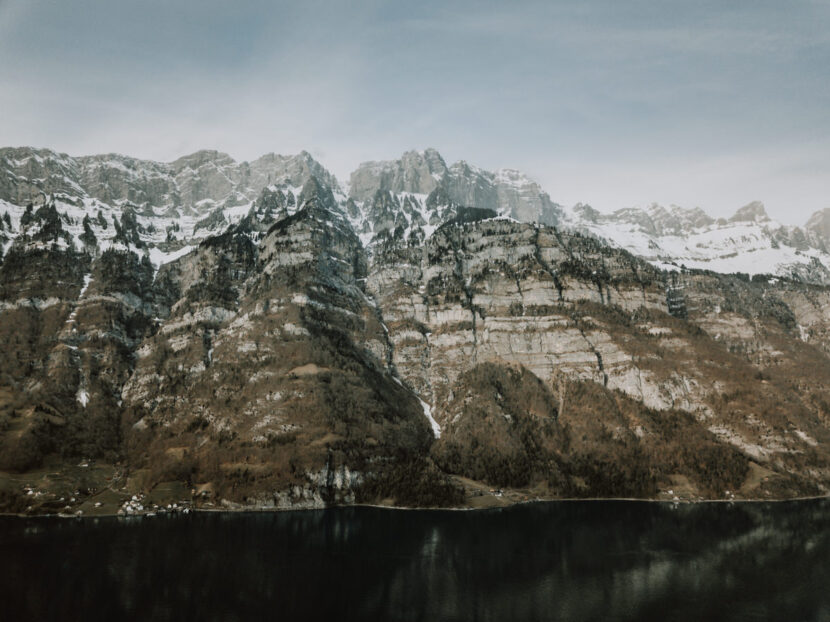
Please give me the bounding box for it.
[0,147,340,264]
[346,149,562,241]
[565,200,830,285]
[3,146,827,284]
[2,145,830,515]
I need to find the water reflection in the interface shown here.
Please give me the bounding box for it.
[2,500,830,621]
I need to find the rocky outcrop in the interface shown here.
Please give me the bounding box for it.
[349,149,562,226]
[348,149,448,201]
[806,208,830,252]
[729,201,770,223]
[367,218,666,408]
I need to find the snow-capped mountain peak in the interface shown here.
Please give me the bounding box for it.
[2,145,829,285]
[564,199,830,283]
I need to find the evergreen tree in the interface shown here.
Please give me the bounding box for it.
[20,204,35,228]
[113,217,124,242]
[80,214,97,248]
[120,207,145,247]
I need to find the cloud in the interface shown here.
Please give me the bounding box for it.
[0,0,828,220]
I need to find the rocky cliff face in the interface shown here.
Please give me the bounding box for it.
[348,148,448,201]
[349,149,563,227]
[2,145,830,514]
[364,210,830,495]
[117,179,433,508]
[0,148,338,213]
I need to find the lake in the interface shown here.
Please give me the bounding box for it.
[2,500,829,621]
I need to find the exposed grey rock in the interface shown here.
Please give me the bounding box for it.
[805,208,830,252]
[0,147,339,221]
[729,200,770,223]
[349,148,563,226]
[348,148,447,201]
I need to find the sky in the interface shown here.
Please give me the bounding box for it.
[0,0,828,222]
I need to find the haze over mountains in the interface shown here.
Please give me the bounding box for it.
[2,144,830,514]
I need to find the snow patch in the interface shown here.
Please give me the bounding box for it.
[794,429,818,446]
[79,273,93,297]
[76,389,89,408]
[147,245,195,269]
[419,397,441,438]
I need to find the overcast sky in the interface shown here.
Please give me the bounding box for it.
[1,0,828,222]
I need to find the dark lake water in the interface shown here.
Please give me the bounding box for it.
[2,500,830,621]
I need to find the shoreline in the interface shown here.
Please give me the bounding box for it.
[3,493,830,520]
